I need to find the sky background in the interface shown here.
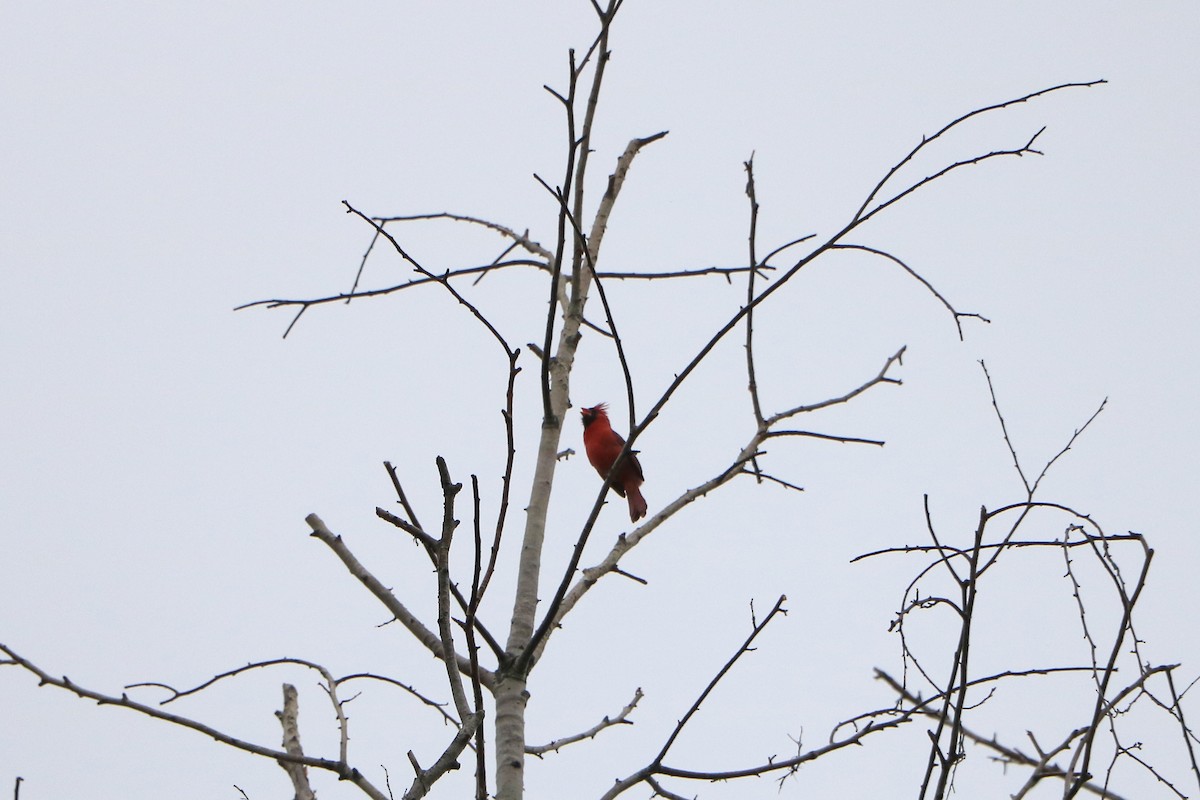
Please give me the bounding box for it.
[3,2,1198,798]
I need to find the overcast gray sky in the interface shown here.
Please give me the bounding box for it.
[3,3,1198,798]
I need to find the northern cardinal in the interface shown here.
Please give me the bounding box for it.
[581,403,648,522]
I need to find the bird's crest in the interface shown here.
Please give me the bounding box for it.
[580,403,610,427]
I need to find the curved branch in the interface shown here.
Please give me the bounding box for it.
[862,127,1049,226]
[0,643,390,800]
[372,212,554,261]
[853,80,1106,223]
[830,244,990,340]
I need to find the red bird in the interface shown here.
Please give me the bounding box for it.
[581,403,648,522]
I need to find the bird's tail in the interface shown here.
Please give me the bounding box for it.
[625,483,648,522]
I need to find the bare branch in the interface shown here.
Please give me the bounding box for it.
[526,687,642,756]
[878,670,1130,800]
[761,234,817,266]
[582,130,670,430]
[465,475,489,800]
[376,506,437,548]
[402,711,484,800]
[478,353,522,609]
[861,127,1049,226]
[343,202,517,359]
[337,672,459,728]
[919,505,989,800]
[526,436,763,668]
[746,469,805,493]
[384,460,427,537]
[372,505,504,660]
[305,514,495,689]
[763,429,887,447]
[276,684,317,800]
[1030,396,1108,495]
[1063,528,1104,676]
[830,243,990,340]
[851,526,1145,563]
[597,263,775,280]
[538,45,584,421]
[768,346,905,423]
[744,154,765,427]
[975,364,1108,578]
[433,457,473,723]
[347,225,384,300]
[982,360,1032,494]
[644,776,690,800]
[0,643,391,800]
[853,80,1106,224]
[600,599,803,798]
[1066,539,1155,798]
[586,131,669,274]
[372,212,554,261]
[656,597,787,764]
[235,258,549,337]
[1165,668,1200,793]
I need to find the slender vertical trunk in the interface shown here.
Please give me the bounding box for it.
[492,671,530,799]
[495,293,589,800]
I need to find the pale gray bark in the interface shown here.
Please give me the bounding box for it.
[495,262,591,800]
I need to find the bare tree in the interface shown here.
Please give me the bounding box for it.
[3,3,1195,800]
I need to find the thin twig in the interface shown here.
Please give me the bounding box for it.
[342,202,517,360]
[433,457,472,722]
[655,597,787,763]
[829,243,990,340]
[853,81,1106,224]
[744,154,765,427]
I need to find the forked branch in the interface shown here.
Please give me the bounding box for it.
[526,687,642,756]
[306,514,495,689]
[0,642,391,800]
